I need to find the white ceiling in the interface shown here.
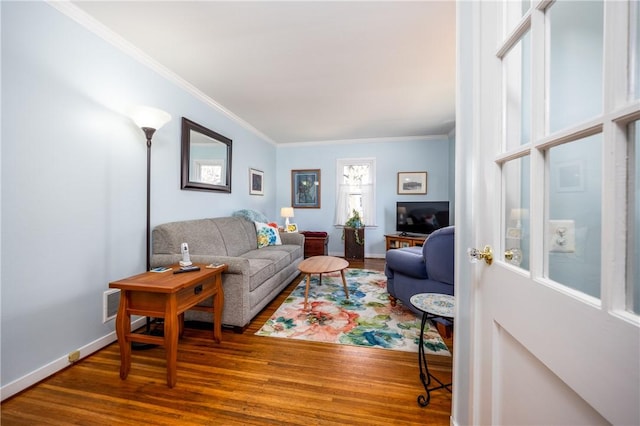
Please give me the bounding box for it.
[72,1,456,144]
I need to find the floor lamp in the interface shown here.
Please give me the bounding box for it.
[129,106,171,270]
[129,105,171,347]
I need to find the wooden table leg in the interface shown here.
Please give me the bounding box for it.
[304,274,312,309]
[340,269,349,299]
[178,313,185,338]
[164,295,179,388]
[115,290,131,380]
[212,275,223,343]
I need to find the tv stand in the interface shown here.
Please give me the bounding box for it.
[385,233,428,251]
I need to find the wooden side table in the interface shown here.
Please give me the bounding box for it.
[301,231,329,258]
[344,227,364,260]
[109,263,226,388]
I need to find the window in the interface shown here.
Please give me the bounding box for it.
[194,159,224,185]
[335,158,376,227]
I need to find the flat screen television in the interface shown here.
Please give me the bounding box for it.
[396,201,450,236]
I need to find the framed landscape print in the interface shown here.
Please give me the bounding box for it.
[291,169,321,208]
[249,168,264,195]
[397,171,428,195]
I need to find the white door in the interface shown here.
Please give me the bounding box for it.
[455,1,640,425]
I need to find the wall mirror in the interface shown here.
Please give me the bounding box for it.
[181,117,232,193]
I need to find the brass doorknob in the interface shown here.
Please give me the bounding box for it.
[467,245,493,265]
[504,248,523,265]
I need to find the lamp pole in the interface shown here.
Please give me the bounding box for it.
[128,105,171,271]
[142,127,156,272]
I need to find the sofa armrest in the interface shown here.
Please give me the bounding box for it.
[280,232,305,246]
[385,248,428,279]
[150,254,250,275]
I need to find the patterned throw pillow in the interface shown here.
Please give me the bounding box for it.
[255,222,282,248]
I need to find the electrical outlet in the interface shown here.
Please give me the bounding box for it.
[548,220,575,253]
[68,350,80,363]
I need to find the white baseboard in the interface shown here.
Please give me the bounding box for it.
[0,317,146,401]
[327,251,386,259]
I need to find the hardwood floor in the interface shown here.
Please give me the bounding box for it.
[1,259,452,425]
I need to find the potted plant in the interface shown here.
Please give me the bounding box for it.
[342,209,365,245]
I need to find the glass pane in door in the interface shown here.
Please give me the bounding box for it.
[633,2,640,100]
[548,1,603,133]
[503,156,530,270]
[629,121,639,315]
[504,31,531,149]
[545,134,602,299]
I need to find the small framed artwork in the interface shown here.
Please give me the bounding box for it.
[397,171,428,195]
[291,169,321,208]
[249,168,264,195]
[287,223,299,233]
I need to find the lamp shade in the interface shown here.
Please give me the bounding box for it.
[280,207,294,218]
[129,105,171,130]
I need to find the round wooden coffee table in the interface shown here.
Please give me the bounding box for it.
[298,255,349,309]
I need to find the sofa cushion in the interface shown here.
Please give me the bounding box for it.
[243,256,276,292]
[255,221,282,248]
[152,219,228,256]
[214,217,257,256]
[244,247,293,274]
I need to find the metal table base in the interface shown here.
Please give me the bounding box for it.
[417,311,452,407]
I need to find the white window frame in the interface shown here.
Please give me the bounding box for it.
[335,157,377,227]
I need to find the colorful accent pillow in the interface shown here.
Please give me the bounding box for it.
[255,222,282,248]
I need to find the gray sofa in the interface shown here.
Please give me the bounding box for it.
[150,217,304,331]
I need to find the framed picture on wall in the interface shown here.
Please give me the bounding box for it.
[291,169,321,208]
[249,168,264,195]
[397,171,427,194]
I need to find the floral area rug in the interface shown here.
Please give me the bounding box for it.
[255,269,450,355]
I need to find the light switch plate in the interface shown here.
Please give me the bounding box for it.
[549,220,575,253]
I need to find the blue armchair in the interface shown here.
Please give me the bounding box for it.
[384,226,454,315]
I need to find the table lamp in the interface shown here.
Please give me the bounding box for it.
[281,207,294,232]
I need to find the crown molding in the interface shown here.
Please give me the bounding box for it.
[278,134,449,148]
[47,1,276,146]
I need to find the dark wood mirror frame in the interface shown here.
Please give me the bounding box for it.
[181,117,232,193]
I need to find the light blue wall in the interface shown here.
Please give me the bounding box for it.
[0,1,454,393]
[276,138,452,258]
[0,2,276,390]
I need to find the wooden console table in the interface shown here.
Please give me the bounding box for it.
[385,234,428,251]
[109,263,226,388]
